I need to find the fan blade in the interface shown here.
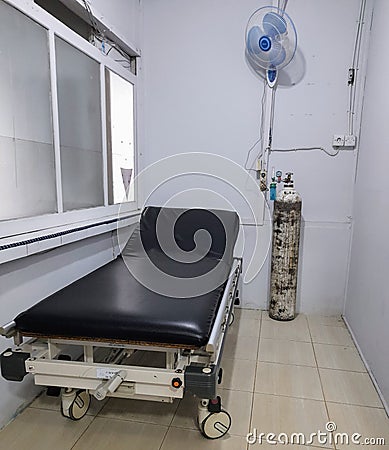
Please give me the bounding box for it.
[247,30,286,69]
[263,12,287,38]
[247,26,263,54]
[268,42,286,67]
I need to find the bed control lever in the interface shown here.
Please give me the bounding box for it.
[0,321,16,338]
[93,370,126,401]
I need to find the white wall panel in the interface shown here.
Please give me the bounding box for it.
[269,151,355,223]
[344,0,389,410]
[298,223,351,315]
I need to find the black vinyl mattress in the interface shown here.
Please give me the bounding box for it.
[14,207,239,348]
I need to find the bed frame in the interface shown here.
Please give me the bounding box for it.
[1,258,242,439]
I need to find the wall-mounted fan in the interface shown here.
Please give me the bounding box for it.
[245,6,297,87]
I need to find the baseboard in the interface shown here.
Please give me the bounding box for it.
[343,316,389,417]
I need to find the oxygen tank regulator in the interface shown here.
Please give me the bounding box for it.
[268,170,296,201]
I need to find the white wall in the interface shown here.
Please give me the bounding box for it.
[141,0,368,313]
[344,0,389,409]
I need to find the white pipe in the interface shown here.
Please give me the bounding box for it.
[348,0,367,135]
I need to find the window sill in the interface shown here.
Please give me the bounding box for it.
[0,207,141,265]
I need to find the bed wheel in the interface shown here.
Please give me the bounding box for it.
[200,410,232,439]
[61,389,90,420]
[198,398,231,439]
[228,312,235,326]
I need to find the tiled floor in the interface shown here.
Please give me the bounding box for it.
[1,310,388,450]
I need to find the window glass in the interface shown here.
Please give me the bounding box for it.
[0,1,56,221]
[106,70,135,204]
[56,37,104,211]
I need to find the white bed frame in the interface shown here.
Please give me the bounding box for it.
[1,258,242,439]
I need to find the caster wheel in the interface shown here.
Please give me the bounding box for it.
[200,410,232,439]
[228,312,235,326]
[61,389,90,420]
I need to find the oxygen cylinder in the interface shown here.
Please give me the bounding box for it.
[269,174,302,321]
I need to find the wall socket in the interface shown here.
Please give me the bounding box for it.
[344,134,357,147]
[332,134,357,149]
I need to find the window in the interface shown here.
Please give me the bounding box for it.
[106,70,135,205]
[0,0,138,238]
[56,37,104,211]
[0,0,56,221]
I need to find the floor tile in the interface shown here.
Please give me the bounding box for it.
[98,397,179,426]
[314,343,366,372]
[219,358,256,392]
[161,427,247,450]
[171,389,253,437]
[0,408,93,450]
[307,315,346,328]
[255,362,323,401]
[30,391,107,416]
[72,416,167,450]
[309,324,354,347]
[234,308,262,321]
[223,333,259,361]
[258,339,316,367]
[229,315,261,338]
[251,394,330,448]
[261,315,311,342]
[326,402,389,449]
[261,310,272,320]
[319,369,383,408]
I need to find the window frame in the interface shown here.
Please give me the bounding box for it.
[0,0,140,239]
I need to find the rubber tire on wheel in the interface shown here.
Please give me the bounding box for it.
[200,410,232,439]
[62,390,91,420]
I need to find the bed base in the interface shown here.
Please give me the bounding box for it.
[1,258,242,439]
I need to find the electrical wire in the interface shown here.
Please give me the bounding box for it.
[82,0,133,65]
[82,0,100,36]
[95,34,132,61]
[244,83,267,172]
[271,146,340,157]
[268,88,277,149]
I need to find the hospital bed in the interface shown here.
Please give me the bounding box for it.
[0,206,242,439]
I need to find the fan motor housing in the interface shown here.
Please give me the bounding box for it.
[259,35,271,52]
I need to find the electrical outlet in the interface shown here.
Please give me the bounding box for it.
[344,134,357,148]
[333,135,345,147]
